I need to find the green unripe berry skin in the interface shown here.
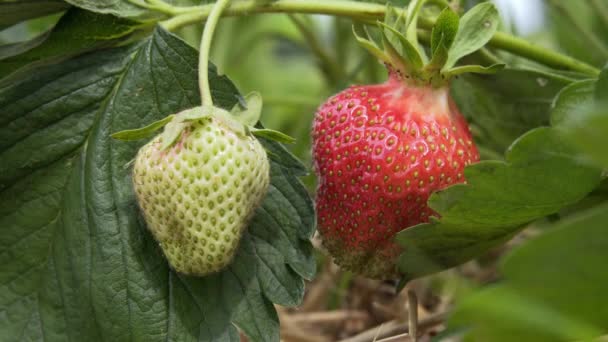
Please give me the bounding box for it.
[133,118,270,276]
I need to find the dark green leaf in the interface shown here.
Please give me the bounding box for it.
[431,7,459,55]
[63,0,157,19]
[0,8,144,79]
[451,68,572,153]
[0,0,69,30]
[449,203,608,341]
[0,29,50,59]
[395,122,602,281]
[0,27,314,342]
[445,3,499,69]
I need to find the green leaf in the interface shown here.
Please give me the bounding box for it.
[0,29,50,59]
[431,7,459,55]
[449,203,608,341]
[63,0,157,20]
[595,66,608,102]
[404,0,425,42]
[0,0,69,30]
[547,1,608,67]
[555,77,608,168]
[395,112,602,281]
[384,4,406,34]
[232,92,264,127]
[379,22,424,72]
[0,27,314,341]
[451,68,572,153]
[352,24,390,65]
[443,63,505,76]
[426,35,448,74]
[444,2,499,70]
[550,80,596,126]
[0,8,143,79]
[111,114,175,141]
[251,128,296,144]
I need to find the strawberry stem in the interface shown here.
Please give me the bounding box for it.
[199,0,231,107]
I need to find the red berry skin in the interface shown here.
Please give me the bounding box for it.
[312,76,480,279]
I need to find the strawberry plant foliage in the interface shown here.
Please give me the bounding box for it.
[451,69,573,154]
[448,202,608,341]
[0,8,144,79]
[0,27,314,341]
[395,73,604,283]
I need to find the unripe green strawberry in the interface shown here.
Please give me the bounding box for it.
[132,117,270,276]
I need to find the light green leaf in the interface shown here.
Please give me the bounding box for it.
[426,34,448,73]
[449,203,608,341]
[0,27,314,342]
[444,2,499,69]
[379,22,424,72]
[250,128,296,144]
[352,24,390,64]
[384,4,406,33]
[177,106,212,121]
[232,92,264,127]
[111,114,175,141]
[160,120,187,150]
[443,63,505,76]
[431,7,459,55]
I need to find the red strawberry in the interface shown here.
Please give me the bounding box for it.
[312,72,480,278]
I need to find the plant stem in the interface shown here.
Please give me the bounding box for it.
[489,31,600,76]
[198,0,231,106]
[161,0,601,76]
[407,290,418,342]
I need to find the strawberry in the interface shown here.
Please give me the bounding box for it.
[132,115,270,276]
[112,93,291,276]
[313,73,479,278]
[311,3,497,278]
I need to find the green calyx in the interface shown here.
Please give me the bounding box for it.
[354,0,505,88]
[111,92,295,148]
